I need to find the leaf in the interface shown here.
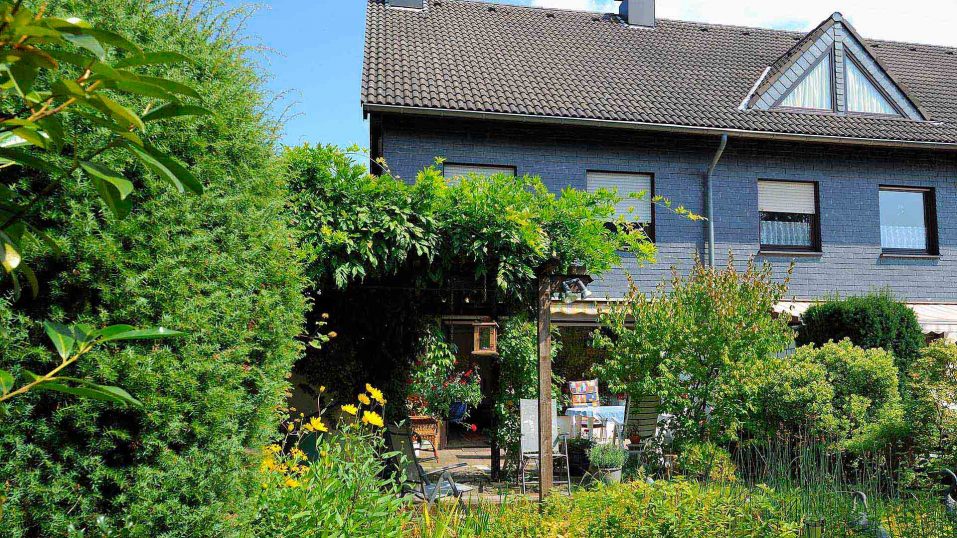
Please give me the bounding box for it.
[44,321,76,360]
[36,116,65,151]
[83,28,142,55]
[141,103,213,123]
[80,162,133,198]
[33,381,142,407]
[89,94,144,131]
[11,127,48,150]
[0,240,21,273]
[99,326,185,342]
[133,75,200,99]
[89,324,135,341]
[114,51,192,68]
[62,32,106,60]
[91,174,132,218]
[6,61,38,96]
[0,147,69,176]
[19,263,38,299]
[122,142,202,194]
[108,79,176,101]
[0,369,13,395]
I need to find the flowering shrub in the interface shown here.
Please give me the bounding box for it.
[254,385,409,537]
[407,325,482,421]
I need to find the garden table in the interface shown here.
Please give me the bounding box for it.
[565,405,625,441]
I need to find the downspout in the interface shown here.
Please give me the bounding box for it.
[705,134,729,267]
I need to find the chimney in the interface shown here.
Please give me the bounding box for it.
[619,0,655,27]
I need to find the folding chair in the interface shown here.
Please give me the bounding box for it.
[384,426,473,505]
[518,399,571,495]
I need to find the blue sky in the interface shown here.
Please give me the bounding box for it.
[222,0,957,149]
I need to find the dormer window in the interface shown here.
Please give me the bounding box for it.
[779,55,833,111]
[748,13,926,121]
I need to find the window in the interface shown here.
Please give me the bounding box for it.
[779,54,833,111]
[758,180,820,251]
[442,163,515,184]
[879,187,937,255]
[846,57,898,115]
[586,171,653,236]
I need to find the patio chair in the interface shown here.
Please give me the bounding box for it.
[518,399,571,495]
[623,393,661,444]
[383,425,474,506]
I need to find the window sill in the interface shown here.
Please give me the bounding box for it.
[879,253,940,260]
[758,250,823,258]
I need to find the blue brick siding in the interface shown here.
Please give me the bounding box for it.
[378,114,957,302]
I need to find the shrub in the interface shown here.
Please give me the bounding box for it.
[749,355,837,437]
[254,386,408,537]
[796,340,907,453]
[676,441,738,483]
[906,341,957,465]
[406,325,482,420]
[0,1,307,535]
[594,257,794,444]
[797,292,925,375]
[588,443,627,470]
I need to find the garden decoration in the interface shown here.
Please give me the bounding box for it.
[850,492,890,538]
[471,320,498,355]
[943,469,956,519]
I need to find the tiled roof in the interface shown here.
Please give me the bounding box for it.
[362,0,957,146]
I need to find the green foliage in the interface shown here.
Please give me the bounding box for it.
[797,292,925,375]
[0,0,307,535]
[493,315,564,474]
[285,144,656,299]
[594,257,794,444]
[588,442,627,470]
[254,393,407,537]
[796,340,907,453]
[676,441,738,483]
[905,341,957,466]
[406,325,480,420]
[749,354,837,437]
[0,0,209,298]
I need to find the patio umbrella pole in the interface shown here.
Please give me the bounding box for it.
[537,267,555,501]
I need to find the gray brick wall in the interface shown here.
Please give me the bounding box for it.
[378,114,957,302]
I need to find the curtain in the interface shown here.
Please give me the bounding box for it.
[781,56,832,110]
[846,59,897,115]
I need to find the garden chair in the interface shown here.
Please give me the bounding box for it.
[518,399,571,495]
[383,425,474,506]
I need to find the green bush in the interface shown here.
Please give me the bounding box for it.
[0,1,307,535]
[906,341,957,466]
[676,441,738,483]
[749,355,837,437]
[797,293,925,374]
[796,340,907,453]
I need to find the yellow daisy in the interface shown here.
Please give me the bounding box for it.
[303,416,328,433]
[361,410,384,428]
[284,477,300,488]
[366,384,387,405]
[341,404,358,416]
[358,393,371,406]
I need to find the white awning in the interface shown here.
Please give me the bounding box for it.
[775,301,957,341]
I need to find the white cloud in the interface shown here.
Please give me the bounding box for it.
[526,0,957,47]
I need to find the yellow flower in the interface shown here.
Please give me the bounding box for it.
[366,384,386,405]
[286,422,295,432]
[266,444,281,454]
[284,477,300,488]
[361,410,384,428]
[260,456,277,472]
[303,416,328,433]
[319,385,326,393]
[358,393,371,406]
[341,404,358,416]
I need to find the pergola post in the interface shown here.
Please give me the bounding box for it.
[536,268,555,501]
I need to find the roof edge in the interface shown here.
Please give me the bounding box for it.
[363,104,957,151]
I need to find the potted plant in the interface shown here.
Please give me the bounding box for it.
[589,443,627,484]
[566,437,594,475]
[444,368,482,425]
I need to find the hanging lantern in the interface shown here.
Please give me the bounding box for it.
[472,320,498,355]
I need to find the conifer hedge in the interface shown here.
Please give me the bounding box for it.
[0,1,307,535]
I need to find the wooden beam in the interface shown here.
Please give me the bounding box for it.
[537,271,554,500]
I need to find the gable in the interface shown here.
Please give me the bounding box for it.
[747,14,925,121]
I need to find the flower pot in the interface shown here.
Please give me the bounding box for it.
[447,401,468,423]
[567,446,590,475]
[597,467,622,484]
[802,519,825,538]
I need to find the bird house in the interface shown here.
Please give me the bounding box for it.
[472,321,498,355]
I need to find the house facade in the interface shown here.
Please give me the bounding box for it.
[361,0,957,338]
